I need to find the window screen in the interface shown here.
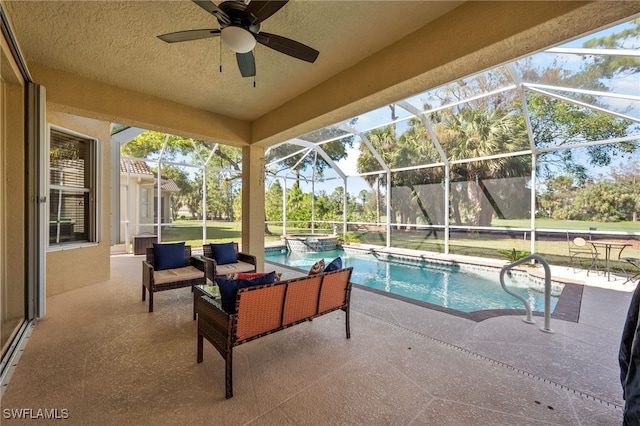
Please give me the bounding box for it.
[49,129,96,245]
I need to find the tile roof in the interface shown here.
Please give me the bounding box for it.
[120,159,180,192]
[161,180,180,192]
[120,159,153,175]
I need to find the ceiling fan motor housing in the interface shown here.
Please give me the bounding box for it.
[157,0,319,78]
[219,1,260,31]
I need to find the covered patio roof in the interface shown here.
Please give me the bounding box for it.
[4,1,638,147]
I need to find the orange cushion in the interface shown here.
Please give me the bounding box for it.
[309,259,325,275]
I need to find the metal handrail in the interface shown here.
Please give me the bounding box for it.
[500,254,554,334]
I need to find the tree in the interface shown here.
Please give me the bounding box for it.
[185,171,203,219]
[206,170,238,220]
[536,176,574,219]
[356,105,530,227]
[575,18,640,86]
[573,180,636,221]
[151,165,191,221]
[610,161,640,221]
[266,127,356,184]
[517,20,639,182]
[528,93,633,184]
[538,159,640,222]
[436,107,530,226]
[121,132,244,223]
[265,180,284,222]
[328,186,345,220]
[312,190,332,224]
[203,145,242,221]
[120,131,194,161]
[356,126,395,225]
[286,184,312,228]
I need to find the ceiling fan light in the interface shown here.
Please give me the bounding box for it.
[221,26,256,53]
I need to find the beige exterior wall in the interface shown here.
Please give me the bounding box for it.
[45,111,111,296]
[242,145,266,270]
[119,173,173,245]
[29,63,250,148]
[120,174,153,241]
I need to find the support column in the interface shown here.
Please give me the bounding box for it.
[242,145,265,272]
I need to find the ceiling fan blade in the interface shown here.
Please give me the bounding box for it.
[192,0,230,25]
[258,32,319,63]
[245,1,288,24]
[236,52,256,77]
[158,29,221,43]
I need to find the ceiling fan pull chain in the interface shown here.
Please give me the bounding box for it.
[219,39,223,73]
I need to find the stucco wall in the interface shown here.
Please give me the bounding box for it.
[45,110,111,296]
[120,175,149,244]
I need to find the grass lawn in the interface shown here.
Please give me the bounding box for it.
[143,220,242,248]
[347,228,639,274]
[492,218,638,232]
[144,219,640,275]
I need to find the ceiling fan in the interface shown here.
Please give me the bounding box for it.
[157,0,319,78]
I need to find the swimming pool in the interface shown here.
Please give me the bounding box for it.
[265,248,562,314]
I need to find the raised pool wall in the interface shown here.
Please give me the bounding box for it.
[283,234,340,252]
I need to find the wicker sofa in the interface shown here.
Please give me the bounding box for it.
[142,244,206,313]
[201,242,257,279]
[196,267,353,399]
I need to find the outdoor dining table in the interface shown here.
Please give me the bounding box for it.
[590,240,631,281]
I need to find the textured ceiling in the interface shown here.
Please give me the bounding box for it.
[3,0,464,122]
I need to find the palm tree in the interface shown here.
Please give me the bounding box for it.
[356,105,531,228]
[357,126,396,224]
[435,107,530,226]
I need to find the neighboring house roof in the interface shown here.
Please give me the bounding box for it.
[161,180,180,192]
[120,159,153,175]
[121,159,180,192]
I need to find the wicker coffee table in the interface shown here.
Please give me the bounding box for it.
[193,284,220,320]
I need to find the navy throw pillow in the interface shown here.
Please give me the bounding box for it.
[210,242,238,265]
[153,242,186,271]
[216,271,276,313]
[324,256,343,272]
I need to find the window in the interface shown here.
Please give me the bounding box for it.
[49,128,98,246]
[140,187,150,219]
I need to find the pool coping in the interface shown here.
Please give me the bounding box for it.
[265,244,584,323]
[351,282,582,323]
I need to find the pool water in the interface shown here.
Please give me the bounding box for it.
[265,249,561,313]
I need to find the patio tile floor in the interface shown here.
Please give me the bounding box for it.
[0,253,634,425]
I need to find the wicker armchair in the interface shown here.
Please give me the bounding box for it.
[142,244,206,312]
[202,242,257,281]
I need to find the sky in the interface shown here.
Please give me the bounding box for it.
[282,18,639,198]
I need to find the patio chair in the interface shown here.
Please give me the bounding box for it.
[621,257,640,285]
[567,234,598,275]
[202,242,257,280]
[142,243,206,312]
